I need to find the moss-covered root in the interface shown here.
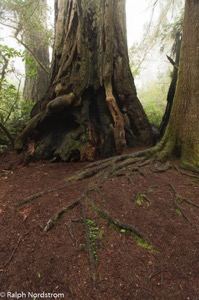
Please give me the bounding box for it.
[44,198,81,232]
[153,131,199,172]
[168,183,199,226]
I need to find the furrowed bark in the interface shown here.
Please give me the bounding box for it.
[15,0,152,162]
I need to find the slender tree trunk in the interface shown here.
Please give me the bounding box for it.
[159,33,181,137]
[16,0,152,161]
[155,0,199,167]
[23,45,49,102]
[23,0,50,102]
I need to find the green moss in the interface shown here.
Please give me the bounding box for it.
[135,193,150,207]
[109,222,154,251]
[136,193,145,206]
[134,235,154,251]
[175,208,183,216]
[53,208,68,222]
[87,218,99,261]
[181,139,199,168]
[53,214,59,221]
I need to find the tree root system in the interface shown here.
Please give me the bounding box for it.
[169,183,199,227]
[13,149,199,287]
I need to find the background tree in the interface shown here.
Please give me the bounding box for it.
[128,0,184,77]
[0,0,51,102]
[22,0,50,102]
[15,0,153,161]
[128,0,183,135]
[0,43,28,147]
[154,0,199,169]
[159,29,182,136]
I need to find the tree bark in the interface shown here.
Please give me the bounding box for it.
[16,0,152,161]
[23,0,50,102]
[155,0,199,167]
[159,33,181,137]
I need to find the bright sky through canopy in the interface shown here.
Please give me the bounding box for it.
[1,0,149,79]
[126,0,149,47]
[46,0,148,48]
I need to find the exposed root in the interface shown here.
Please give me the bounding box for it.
[80,203,97,287]
[138,158,154,167]
[80,149,152,172]
[42,175,151,288]
[15,148,153,209]
[68,162,112,182]
[66,221,75,240]
[95,206,148,242]
[152,162,172,173]
[168,183,198,226]
[10,146,198,292]
[109,167,144,180]
[94,186,107,203]
[106,158,143,177]
[0,232,29,271]
[44,198,82,232]
[14,183,69,207]
[69,149,152,182]
[174,165,199,179]
[169,183,199,208]
[135,193,151,206]
[181,163,199,175]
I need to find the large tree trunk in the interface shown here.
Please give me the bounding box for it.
[15,0,152,161]
[23,0,50,102]
[155,0,199,167]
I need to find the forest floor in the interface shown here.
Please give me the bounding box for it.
[0,148,198,300]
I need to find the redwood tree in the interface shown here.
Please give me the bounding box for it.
[0,0,50,102]
[155,0,199,168]
[15,0,152,161]
[23,0,50,102]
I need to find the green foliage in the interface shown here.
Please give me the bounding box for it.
[128,0,183,78]
[138,72,169,127]
[22,53,37,78]
[0,79,34,138]
[129,42,144,77]
[127,1,183,131]
[0,44,21,60]
[0,0,53,47]
[142,98,165,128]
[0,43,34,146]
[157,9,183,55]
[0,43,22,80]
